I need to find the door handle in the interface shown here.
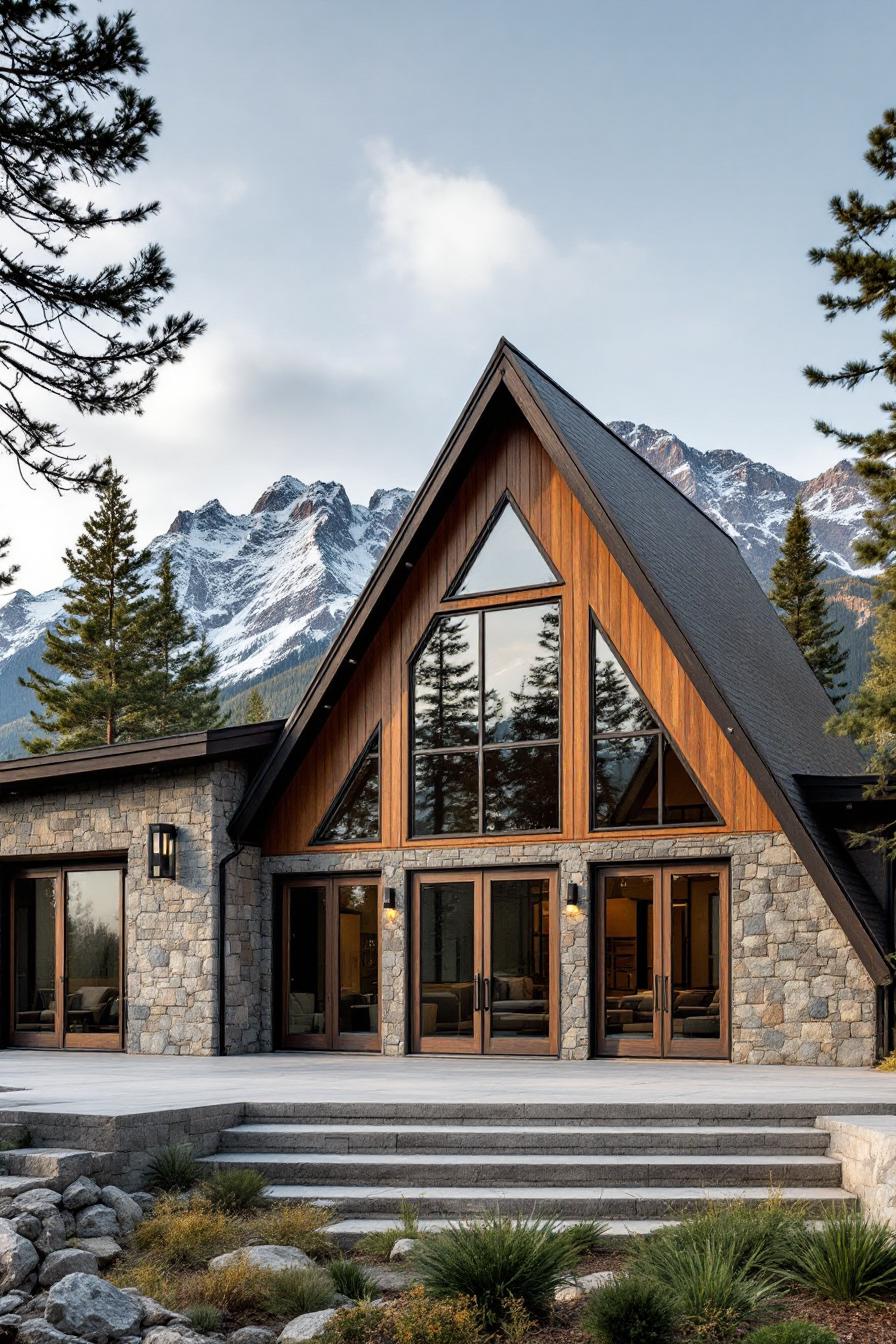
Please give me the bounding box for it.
[654,974,661,1012]
[664,976,670,1012]
[473,973,482,1012]
[483,976,491,1011]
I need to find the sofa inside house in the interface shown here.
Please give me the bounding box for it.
[604,985,720,1036]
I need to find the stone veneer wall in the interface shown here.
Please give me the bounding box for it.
[265,829,878,1066]
[0,760,266,1057]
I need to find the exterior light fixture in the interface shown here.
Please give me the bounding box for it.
[383,887,398,921]
[148,823,177,880]
[565,882,580,915]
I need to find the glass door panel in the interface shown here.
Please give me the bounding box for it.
[416,878,480,1052]
[63,870,122,1046]
[485,876,554,1054]
[12,876,59,1043]
[664,868,727,1058]
[598,871,661,1055]
[285,883,328,1046]
[337,882,379,1042]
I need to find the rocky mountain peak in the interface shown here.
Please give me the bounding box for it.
[250,475,307,515]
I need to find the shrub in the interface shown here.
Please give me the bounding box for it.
[412,1212,579,1329]
[583,1275,678,1344]
[628,1199,804,1281]
[264,1265,335,1317]
[875,1049,896,1072]
[132,1195,240,1268]
[185,1262,273,1314]
[203,1166,268,1213]
[251,1201,334,1258]
[560,1220,608,1260]
[145,1142,203,1193]
[645,1240,777,1342]
[184,1304,223,1333]
[743,1323,838,1344]
[355,1200,421,1261]
[328,1259,379,1301]
[320,1287,484,1344]
[318,1300,386,1344]
[791,1208,896,1302]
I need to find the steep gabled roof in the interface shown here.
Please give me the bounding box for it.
[231,339,891,983]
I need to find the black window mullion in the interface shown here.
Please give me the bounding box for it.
[657,734,665,825]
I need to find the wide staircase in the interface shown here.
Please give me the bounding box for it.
[200,1101,856,1245]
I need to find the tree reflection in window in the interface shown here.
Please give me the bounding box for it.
[413,602,560,836]
[312,726,380,844]
[592,620,718,828]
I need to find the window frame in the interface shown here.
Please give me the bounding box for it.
[589,610,723,833]
[310,722,382,847]
[409,596,563,840]
[442,490,563,602]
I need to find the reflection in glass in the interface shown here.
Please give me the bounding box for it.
[484,603,559,743]
[663,741,715,824]
[337,883,378,1035]
[490,879,550,1038]
[484,745,559,833]
[287,885,327,1036]
[451,501,557,596]
[670,874,721,1041]
[413,615,479,750]
[414,752,479,835]
[593,736,660,827]
[314,730,380,843]
[64,870,120,1036]
[593,627,658,734]
[419,882,475,1037]
[13,877,57,1035]
[603,874,655,1038]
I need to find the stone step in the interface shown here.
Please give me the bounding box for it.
[218,1122,830,1156]
[1,1149,104,1186]
[323,1216,678,1250]
[0,1174,56,1198]
[245,1101,860,1126]
[261,1182,858,1218]
[204,1150,841,1188]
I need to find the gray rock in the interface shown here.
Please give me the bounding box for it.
[99,1189,142,1235]
[35,1211,67,1256]
[59,1212,75,1239]
[14,1322,84,1344]
[8,1214,41,1241]
[0,1219,39,1292]
[74,1205,119,1240]
[130,1193,155,1215]
[143,1330,206,1344]
[388,1238,416,1261]
[277,1313,338,1343]
[122,1292,181,1327]
[208,1246,314,1274]
[25,1293,49,1316]
[577,1270,616,1292]
[39,1250,99,1289]
[46,1273,143,1342]
[0,1293,28,1315]
[364,1265,416,1291]
[61,1181,100,1214]
[228,1330,276,1344]
[71,1237,122,1266]
[10,1192,60,1214]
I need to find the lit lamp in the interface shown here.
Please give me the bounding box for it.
[148,823,177,880]
[383,887,398,921]
[565,882,580,915]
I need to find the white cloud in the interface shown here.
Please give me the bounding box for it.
[366,139,547,302]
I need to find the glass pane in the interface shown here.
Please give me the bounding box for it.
[662,740,716,824]
[413,614,479,750]
[593,735,660,827]
[484,602,559,743]
[483,745,559,833]
[670,874,721,1041]
[13,877,57,1035]
[452,502,557,596]
[287,885,327,1037]
[64,871,120,1037]
[490,879,550,1038]
[413,751,479,835]
[337,883,379,1036]
[315,732,380,843]
[419,881,475,1038]
[593,626,658,734]
[603,874,655,1038]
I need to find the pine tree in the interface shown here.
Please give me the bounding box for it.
[769,497,847,698]
[0,537,17,589]
[20,459,152,752]
[805,108,896,836]
[245,687,270,723]
[142,550,224,736]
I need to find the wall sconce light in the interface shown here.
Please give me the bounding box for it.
[148,823,177,880]
[383,887,398,921]
[565,882,580,915]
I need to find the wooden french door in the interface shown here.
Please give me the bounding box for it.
[280,877,381,1051]
[596,863,729,1059]
[410,869,559,1056]
[9,865,124,1051]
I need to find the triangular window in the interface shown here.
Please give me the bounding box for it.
[446,494,561,598]
[312,726,380,844]
[591,617,720,829]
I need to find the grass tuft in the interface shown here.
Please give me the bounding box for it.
[202,1166,268,1214]
[743,1322,838,1344]
[263,1265,335,1317]
[144,1142,203,1193]
[320,1285,483,1344]
[327,1259,378,1302]
[183,1304,223,1333]
[583,1274,678,1344]
[250,1201,334,1259]
[132,1194,241,1268]
[791,1208,896,1302]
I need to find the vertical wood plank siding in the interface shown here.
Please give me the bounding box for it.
[263,415,778,854]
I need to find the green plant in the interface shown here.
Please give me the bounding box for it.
[252,1202,334,1259]
[184,1304,223,1333]
[185,1262,273,1314]
[132,1196,240,1268]
[583,1275,678,1344]
[412,1212,579,1330]
[646,1240,777,1342]
[355,1200,421,1261]
[320,1286,484,1344]
[318,1300,386,1344]
[791,1208,896,1302]
[743,1323,838,1344]
[399,1199,420,1237]
[202,1166,267,1214]
[327,1259,378,1302]
[264,1265,335,1317]
[628,1199,804,1282]
[144,1143,203,1193]
[560,1220,608,1260]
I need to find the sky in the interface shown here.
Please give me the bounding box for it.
[2,0,896,595]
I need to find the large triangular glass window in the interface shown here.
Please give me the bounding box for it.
[312,726,380,844]
[591,617,720,829]
[446,493,561,598]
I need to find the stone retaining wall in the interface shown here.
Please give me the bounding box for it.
[816,1115,896,1225]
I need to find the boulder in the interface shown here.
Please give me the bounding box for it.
[0,1219,39,1292]
[576,1270,616,1292]
[364,1265,416,1291]
[61,1181,100,1214]
[228,1329,276,1344]
[129,1194,155,1215]
[34,1211,67,1256]
[99,1188,142,1234]
[74,1205,119,1239]
[14,1323,84,1344]
[9,1192,60,1214]
[71,1237,122,1266]
[59,1212,75,1239]
[277,1312,338,1343]
[143,1330,206,1344]
[39,1250,99,1289]
[119,1292,183,1327]
[46,1272,143,1342]
[208,1246,314,1274]
[0,1292,28,1315]
[8,1214,41,1241]
[388,1238,416,1261]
